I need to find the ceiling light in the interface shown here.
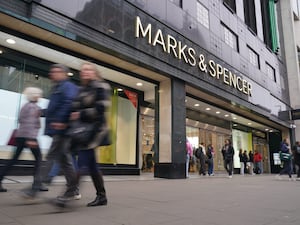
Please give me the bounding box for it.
[265,128,269,131]
[224,114,229,117]
[194,103,200,107]
[117,88,123,91]
[6,38,16,44]
[233,124,238,126]
[205,107,211,111]
[233,117,237,120]
[247,122,252,125]
[0,50,3,54]
[216,111,220,114]
[136,82,143,86]
[67,72,73,76]
[185,99,187,102]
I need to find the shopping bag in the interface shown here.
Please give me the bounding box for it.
[7,129,17,146]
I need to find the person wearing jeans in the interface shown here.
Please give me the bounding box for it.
[221,139,235,178]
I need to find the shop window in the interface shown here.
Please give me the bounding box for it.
[223,23,238,51]
[169,0,182,8]
[248,46,260,69]
[197,1,209,29]
[266,62,276,82]
[223,0,236,13]
[244,0,257,34]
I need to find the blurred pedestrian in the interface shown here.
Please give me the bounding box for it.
[221,139,234,178]
[186,138,193,177]
[292,141,300,180]
[69,61,111,207]
[25,64,79,199]
[277,138,293,180]
[248,150,254,175]
[0,87,47,193]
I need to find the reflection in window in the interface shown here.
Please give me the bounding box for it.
[197,1,209,29]
[223,24,238,51]
[248,46,260,69]
[266,62,276,82]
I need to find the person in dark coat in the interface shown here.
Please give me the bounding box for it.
[69,61,111,207]
[292,141,300,180]
[277,138,293,180]
[25,64,79,199]
[221,139,235,178]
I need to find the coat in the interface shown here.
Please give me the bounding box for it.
[71,79,111,149]
[44,79,78,136]
[16,102,41,139]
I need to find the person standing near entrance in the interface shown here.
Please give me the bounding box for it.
[196,142,206,176]
[186,138,193,178]
[253,150,262,174]
[248,150,254,175]
[221,139,234,178]
[206,144,214,176]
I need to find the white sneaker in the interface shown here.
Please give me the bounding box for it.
[275,175,282,180]
[74,193,82,200]
[228,175,233,179]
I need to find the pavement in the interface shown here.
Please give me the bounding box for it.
[1,173,300,225]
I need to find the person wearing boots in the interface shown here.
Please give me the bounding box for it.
[69,61,111,207]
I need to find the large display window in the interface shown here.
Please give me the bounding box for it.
[0,45,141,167]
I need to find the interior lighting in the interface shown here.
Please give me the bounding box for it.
[67,72,74,76]
[6,38,16,44]
[233,117,237,120]
[194,103,200,107]
[0,50,3,54]
[205,107,211,111]
[136,82,143,86]
[247,122,252,125]
[117,88,123,91]
[224,114,229,117]
[216,111,220,114]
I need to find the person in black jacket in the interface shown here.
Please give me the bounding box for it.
[292,141,300,180]
[221,139,235,178]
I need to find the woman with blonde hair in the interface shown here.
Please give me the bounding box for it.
[66,62,111,206]
[0,87,47,194]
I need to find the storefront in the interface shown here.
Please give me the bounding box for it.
[0,0,291,178]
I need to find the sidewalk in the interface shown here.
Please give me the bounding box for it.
[1,173,300,225]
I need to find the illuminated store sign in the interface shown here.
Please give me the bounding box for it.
[135,16,252,96]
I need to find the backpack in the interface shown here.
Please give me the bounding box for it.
[194,147,202,159]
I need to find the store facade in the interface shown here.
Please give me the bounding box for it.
[0,0,292,178]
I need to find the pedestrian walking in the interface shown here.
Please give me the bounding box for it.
[0,87,47,193]
[253,150,262,174]
[221,139,234,178]
[292,141,300,180]
[69,61,111,207]
[277,138,293,180]
[248,150,254,175]
[24,64,79,199]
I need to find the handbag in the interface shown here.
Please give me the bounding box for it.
[66,120,98,145]
[279,151,292,161]
[7,129,17,146]
[99,129,111,146]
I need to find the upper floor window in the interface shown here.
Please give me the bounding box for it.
[223,0,236,13]
[266,62,276,82]
[223,23,238,51]
[244,0,257,34]
[197,1,209,29]
[169,0,182,8]
[248,46,260,68]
